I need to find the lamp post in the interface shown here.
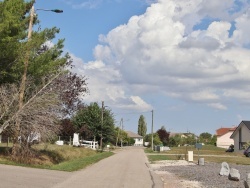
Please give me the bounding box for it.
[19,5,63,110]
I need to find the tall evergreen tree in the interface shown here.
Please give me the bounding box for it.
[138,115,147,137]
[0,0,34,84]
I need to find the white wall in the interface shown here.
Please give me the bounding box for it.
[134,138,143,146]
[217,131,234,149]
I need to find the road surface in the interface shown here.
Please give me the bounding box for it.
[0,147,163,188]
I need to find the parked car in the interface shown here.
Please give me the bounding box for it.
[244,146,250,157]
[225,144,234,152]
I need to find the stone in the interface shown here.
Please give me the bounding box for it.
[229,168,240,181]
[219,162,230,176]
[244,173,250,188]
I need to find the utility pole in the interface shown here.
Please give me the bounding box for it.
[19,5,35,110]
[13,3,63,155]
[151,110,154,150]
[121,118,123,147]
[100,101,104,150]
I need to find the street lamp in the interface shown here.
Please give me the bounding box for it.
[36,8,63,13]
[19,5,63,109]
[17,4,63,143]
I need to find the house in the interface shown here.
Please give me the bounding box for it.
[126,131,143,146]
[169,132,198,139]
[230,121,250,151]
[216,127,236,149]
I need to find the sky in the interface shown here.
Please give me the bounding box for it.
[35,0,250,136]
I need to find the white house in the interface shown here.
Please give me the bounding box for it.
[230,121,250,151]
[126,131,143,146]
[216,127,236,149]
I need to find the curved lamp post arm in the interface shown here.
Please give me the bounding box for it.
[36,8,63,13]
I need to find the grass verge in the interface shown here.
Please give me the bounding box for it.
[145,145,250,165]
[49,151,113,171]
[0,144,114,171]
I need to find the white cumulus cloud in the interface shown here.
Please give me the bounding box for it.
[72,0,250,112]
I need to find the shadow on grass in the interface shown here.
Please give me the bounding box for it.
[40,150,65,164]
[0,146,12,156]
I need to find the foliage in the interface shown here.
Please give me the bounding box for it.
[243,141,250,150]
[115,127,129,146]
[0,0,34,84]
[128,137,135,145]
[72,102,116,145]
[138,115,147,137]
[156,126,170,146]
[59,119,76,137]
[0,0,88,161]
[210,135,217,146]
[168,134,182,147]
[168,133,198,147]
[144,133,162,146]
[199,132,212,144]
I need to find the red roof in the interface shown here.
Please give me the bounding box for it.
[216,127,236,136]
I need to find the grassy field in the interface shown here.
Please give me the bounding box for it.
[146,145,250,165]
[0,143,113,171]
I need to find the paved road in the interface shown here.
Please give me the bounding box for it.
[0,147,163,188]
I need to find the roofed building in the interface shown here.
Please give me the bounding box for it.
[126,131,143,146]
[216,127,236,149]
[230,121,250,151]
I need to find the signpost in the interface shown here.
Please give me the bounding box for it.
[195,143,203,165]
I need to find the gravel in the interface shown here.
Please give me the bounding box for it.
[158,162,250,188]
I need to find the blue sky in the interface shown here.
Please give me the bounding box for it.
[35,0,250,136]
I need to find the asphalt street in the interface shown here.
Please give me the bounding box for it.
[0,147,163,188]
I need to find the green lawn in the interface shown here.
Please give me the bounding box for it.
[0,144,114,171]
[145,145,250,165]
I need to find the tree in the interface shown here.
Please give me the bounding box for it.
[59,119,76,137]
[0,72,87,161]
[72,102,115,146]
[0,0,88,161]
[199,132,212,144]
[210,134,217,146]
[0,0,33,84]
[144,133,162,146]
[168,134,182,147]
[138,115,147,137]
[156,126,170,146]
[115,127,129,147]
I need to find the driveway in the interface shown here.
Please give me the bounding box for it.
[0,147,163,188]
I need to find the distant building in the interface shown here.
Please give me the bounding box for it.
[126,131,143,146]
[216,127,236,149]
[230,121,250,151]
[169,132,197,139]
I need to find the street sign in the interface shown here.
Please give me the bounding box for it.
[195,143,202,149]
